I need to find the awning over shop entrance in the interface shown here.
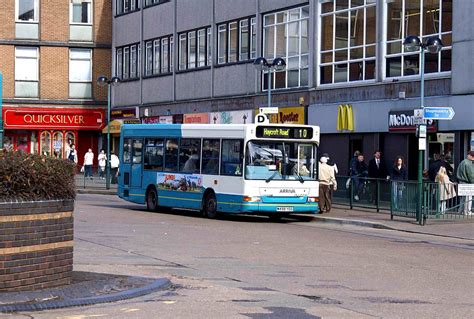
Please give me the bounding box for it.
[102,119,123,134]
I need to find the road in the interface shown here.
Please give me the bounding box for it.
[5,194,473,319]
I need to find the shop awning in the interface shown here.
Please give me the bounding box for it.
[102,119,123,134]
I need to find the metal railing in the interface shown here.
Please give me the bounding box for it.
[332,176,473,225]
[75,168,118,191]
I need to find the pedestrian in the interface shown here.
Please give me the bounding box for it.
[428,153,444,182]
[351,153,368,201]
[110,153,120,184]
[349,150,360,176]
[98,149,107,180]
[368,150,389,203]
[319,156,337,213]
[323,153,338,200]
[84,148,94,179]
[66,144,78,164]
[435,166,456,214]
[390,156,408,209]
[456,151,474,215]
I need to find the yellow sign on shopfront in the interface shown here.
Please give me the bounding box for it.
[255,107,305,124]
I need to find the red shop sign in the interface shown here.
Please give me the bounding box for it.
[3,107,105,130]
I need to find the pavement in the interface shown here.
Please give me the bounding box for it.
[316,205,474,240]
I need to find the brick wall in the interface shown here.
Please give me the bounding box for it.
[94,0,113,45]
[0,45,14,99]
[0,200,74,292]
[40,47,69,100]
[0,0,14,39]
[93,48,112,101]
[40,0,69,42]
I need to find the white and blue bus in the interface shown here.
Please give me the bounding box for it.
[118,124,320,220]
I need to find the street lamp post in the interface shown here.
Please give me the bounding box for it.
[403,35,443,224]
[253,57,286,108]
[97,76,121,190]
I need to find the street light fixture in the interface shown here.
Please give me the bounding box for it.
[403,35,443,224]
[97,75,121,190]
[253,57,286,108]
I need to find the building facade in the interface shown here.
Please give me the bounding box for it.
[0,0,112,164]
[112,0,473,179]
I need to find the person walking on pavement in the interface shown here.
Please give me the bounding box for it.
[456,151,474,215]
[323,153,338,201]
[390,156,407,209]
[436,166,456,214]
[66,144,78,164]
[351,153,368,201]
[110,153,120,184]
[349,150,360,176]
[84,148,94,179]
[368,150,389,203]
[98,149,107,180]
[319,156,337,213]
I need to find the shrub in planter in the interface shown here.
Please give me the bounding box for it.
[0,151,76,201]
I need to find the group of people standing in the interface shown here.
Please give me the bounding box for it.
[318,148,474,215]
[65,146,120,184]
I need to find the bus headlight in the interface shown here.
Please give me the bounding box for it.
[307,197,318,203]
[243,196,261,202]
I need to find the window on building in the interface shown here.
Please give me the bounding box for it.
[16,0,39,22]
[144,0,169,7]
[116,0,139,15]
[178,27,211,71]
[263,7,309,90]
[385,0,452,78]
[116,43,140,80]
[217,17,257,65]
[69,48,92,99]
[15,47,38,98]
[144,35,173,76]
[70,0,92,24]
[319,0,376,85]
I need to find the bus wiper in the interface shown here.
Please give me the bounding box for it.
[265,171,279,183]
[296,174,304,184]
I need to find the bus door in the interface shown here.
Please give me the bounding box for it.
[131,139,144,188]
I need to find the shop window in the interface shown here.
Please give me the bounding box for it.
[52,132,64,158]
[40,131,51,156]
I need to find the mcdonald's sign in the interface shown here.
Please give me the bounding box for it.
[337,104,354,131]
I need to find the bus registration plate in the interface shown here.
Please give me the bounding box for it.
[277,207,294,212]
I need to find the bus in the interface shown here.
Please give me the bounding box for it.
[117,123,320,220]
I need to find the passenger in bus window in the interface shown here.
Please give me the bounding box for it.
[183,149,199,173]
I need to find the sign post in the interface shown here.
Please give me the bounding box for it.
[423,107,455,120]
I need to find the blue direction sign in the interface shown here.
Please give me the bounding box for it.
[423,107,455,120]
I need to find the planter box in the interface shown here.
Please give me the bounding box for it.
[0,200,74,292]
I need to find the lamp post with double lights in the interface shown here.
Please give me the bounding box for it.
[403,35,443,224]
[253,57,286,108]
[97,75,121,190]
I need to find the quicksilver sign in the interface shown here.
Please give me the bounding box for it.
[388,110,436,133]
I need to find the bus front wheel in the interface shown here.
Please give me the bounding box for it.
[146,187,159,212]
[203,192,218,219]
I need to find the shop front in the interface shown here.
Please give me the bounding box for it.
[2,107,105,162]
[254,106,306,125]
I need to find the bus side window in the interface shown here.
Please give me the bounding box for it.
[179,138,201,173]
[221,139,243,176]
[123,138,132,164]
[132,139,143,164]
[144,138,163,170]
[164,138,179,172]
[202,139,220,175]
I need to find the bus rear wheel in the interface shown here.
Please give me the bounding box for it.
[146,188,159,212]
[203,192,218,219]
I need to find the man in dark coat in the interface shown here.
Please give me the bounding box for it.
[368,150,388,203]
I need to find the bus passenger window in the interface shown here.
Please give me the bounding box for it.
[144,138,164,170]
[123,138,132,164]
[164,139,179,172]
[132,139,143,164]
[179,139,201,173]
[202,139,220,175]
[221,139,243,176]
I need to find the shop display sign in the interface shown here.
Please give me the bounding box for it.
[388,110,437,133]
[184,113,209,124]
[110,107,138,120]
[210,110,253,124]
[142,116,160,124]
[159,116,173,124]
[3,107,105,130]
[254,107,305,124]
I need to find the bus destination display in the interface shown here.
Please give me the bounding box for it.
[256,126,313,139]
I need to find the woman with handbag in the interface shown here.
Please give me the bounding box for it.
[435,166,456,213]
